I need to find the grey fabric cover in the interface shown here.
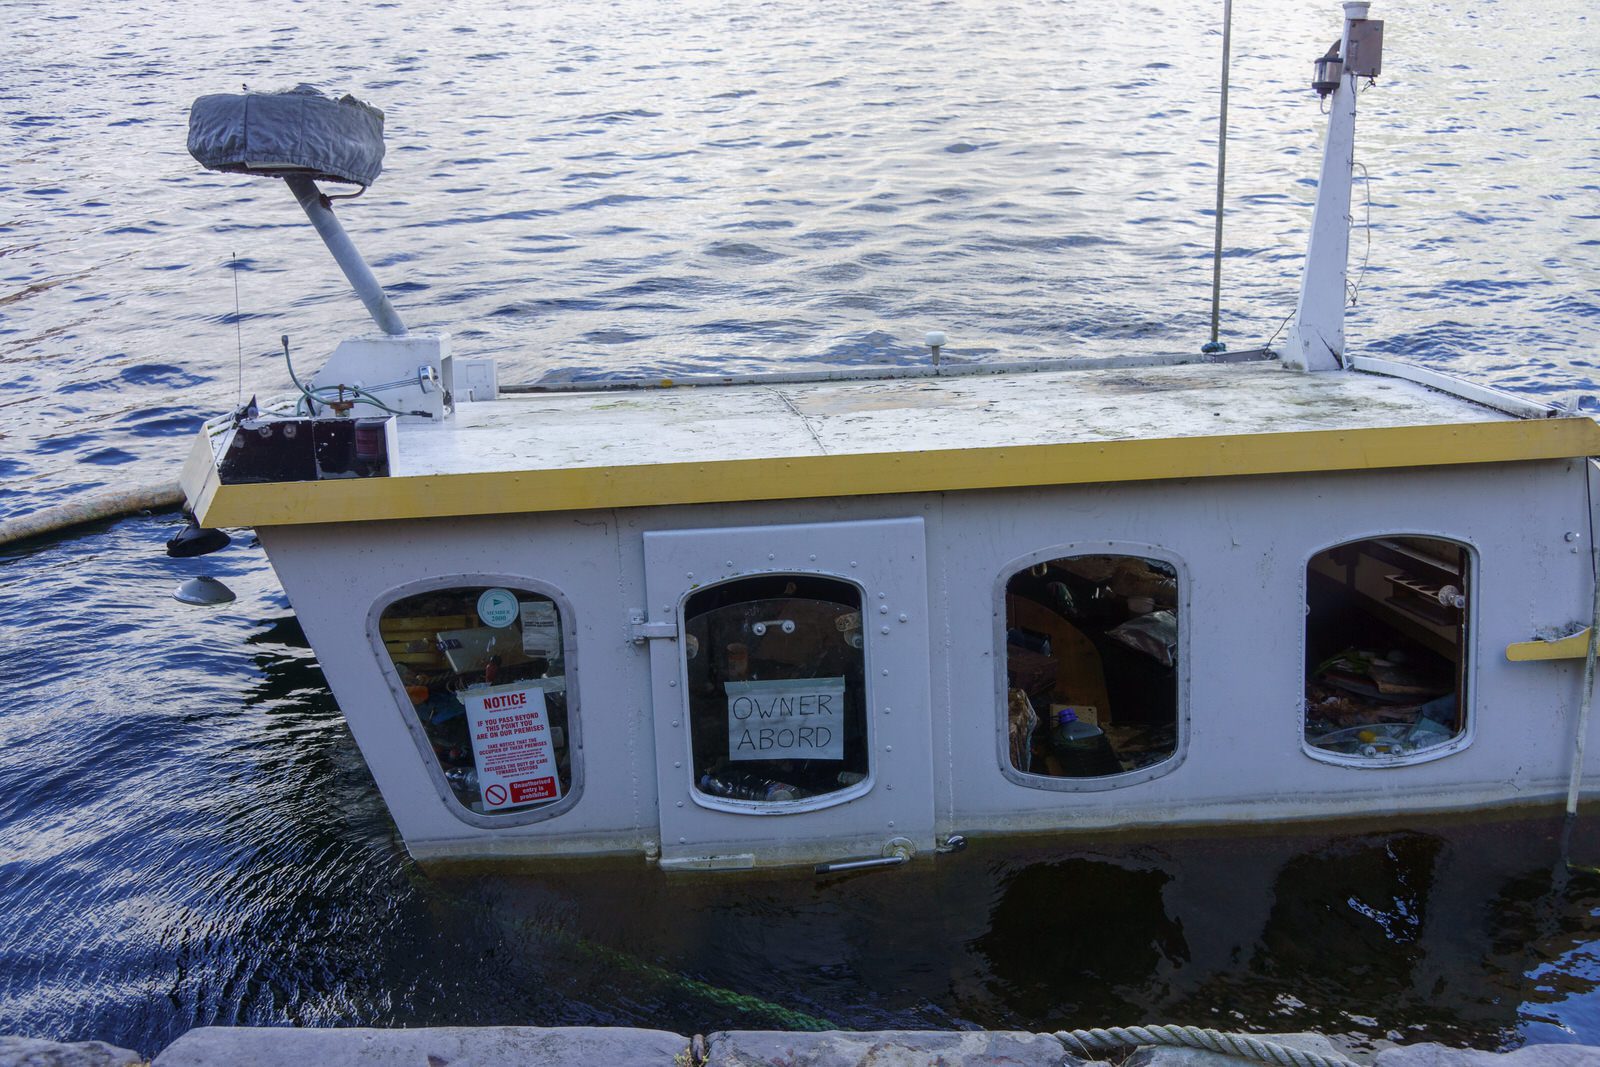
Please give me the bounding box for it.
[188,84,385,186]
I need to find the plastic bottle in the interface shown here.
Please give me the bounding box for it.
[1048,708,1122,777]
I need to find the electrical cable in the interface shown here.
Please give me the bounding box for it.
[1347,161,1373,308]
[282,335,431,418]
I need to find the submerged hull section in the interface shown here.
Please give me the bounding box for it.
[254,455,1600,867]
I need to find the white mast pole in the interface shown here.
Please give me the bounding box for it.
[1283,1,1370,372]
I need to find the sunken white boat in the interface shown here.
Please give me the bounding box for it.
[177,3,1600,870]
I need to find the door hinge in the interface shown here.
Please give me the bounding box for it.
[629,609,678,643]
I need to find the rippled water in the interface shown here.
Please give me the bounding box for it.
[3,0,1599,1057]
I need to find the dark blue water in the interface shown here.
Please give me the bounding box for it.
[3,0,1599,1058]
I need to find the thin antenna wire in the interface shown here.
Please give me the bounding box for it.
[1262,307,1296,351]
[232,252,244,406]
[1347,160,1373,307]
[1207,0,1234,349]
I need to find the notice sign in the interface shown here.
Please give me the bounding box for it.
[461,683,562,811]
[726,677,846,762]
[520,600,561,658]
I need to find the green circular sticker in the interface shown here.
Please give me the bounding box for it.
[477,588,519,628]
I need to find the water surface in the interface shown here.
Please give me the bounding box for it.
[2,0,1598,1056]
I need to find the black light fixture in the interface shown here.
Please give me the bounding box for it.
[1312,42,1344,97]
[166,516,231,558]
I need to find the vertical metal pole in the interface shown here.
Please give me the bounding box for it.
[284,175,407,336]
[1564,460,1600,856]
[1554,462,1600,877]
[1208,0,1234,349]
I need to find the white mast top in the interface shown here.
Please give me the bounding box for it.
[1282,1,1374,371]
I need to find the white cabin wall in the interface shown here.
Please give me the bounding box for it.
[936,459,1595,834]
[261,511,656,859]
[258,457,1597,861]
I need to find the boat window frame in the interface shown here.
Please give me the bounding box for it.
[675,571,877,816]
[1299,532,1478,769]
[367,572,585,828]
[994,541,1191,792]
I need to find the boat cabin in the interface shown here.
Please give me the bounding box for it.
[180,357,1600,869]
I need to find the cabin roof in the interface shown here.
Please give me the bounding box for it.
[184,359,1600,527]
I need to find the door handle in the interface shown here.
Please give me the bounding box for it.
[813,853,908,876]
[814,836,914,876]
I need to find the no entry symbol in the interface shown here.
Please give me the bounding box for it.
[484,784,507,806]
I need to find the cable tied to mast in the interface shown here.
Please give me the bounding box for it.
[1055,1025,1358,1067]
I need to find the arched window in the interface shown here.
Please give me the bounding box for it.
[378,583,576,816]
[1303,537,1470,764]
[1003,553,1180,781]
[682,574,869,807]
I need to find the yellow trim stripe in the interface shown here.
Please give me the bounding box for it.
[191,417,1600,528]
[1507,629,1592,662]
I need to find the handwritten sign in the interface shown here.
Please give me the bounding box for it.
[460,682,562,810]
[726,677,845,761]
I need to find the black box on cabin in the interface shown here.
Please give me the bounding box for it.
[218,416,391,484]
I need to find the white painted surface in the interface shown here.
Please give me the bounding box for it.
[387,362,1514,478]
[255,454,1600,865]
[308,332,451,422]
[1284,4,1369,372]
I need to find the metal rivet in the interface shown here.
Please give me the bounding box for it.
[679,837,686,843]
[669,680,677,687]
[671,719,680,727]
[725,560,734,567]
[898,613,908,623]
[878,592,886,599]
[686,571,694,579]
[886,784,893,791]
[888,820,895,828]
[809,554,817,561]
[676,801,684,808]
[883,706,891,715]
[674,761,682,768]
[879,605,889,614]
[882,669,889,676]
[880,625,890,634]
[850,560,859,568]
[1567,532,1581,542]
[768,553,776,560]
[885,745,893,752]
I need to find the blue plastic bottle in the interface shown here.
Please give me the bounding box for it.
[1049,707,1122,777]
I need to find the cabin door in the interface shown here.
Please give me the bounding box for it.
[641,517,936,870]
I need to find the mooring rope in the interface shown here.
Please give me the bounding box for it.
[0,481,183,550]
[1055,1025,1358,1067]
